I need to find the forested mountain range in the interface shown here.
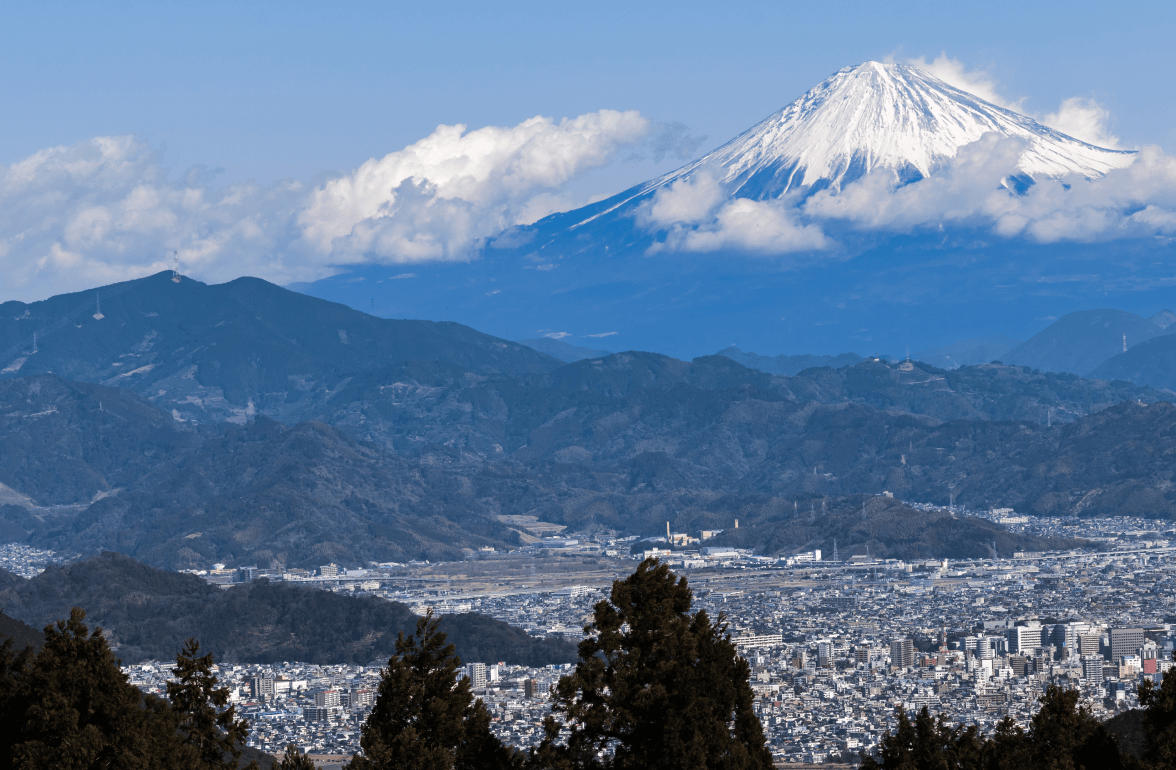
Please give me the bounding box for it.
[1,276,1174,569]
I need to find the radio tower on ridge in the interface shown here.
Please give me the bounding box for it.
[172,251,181,283]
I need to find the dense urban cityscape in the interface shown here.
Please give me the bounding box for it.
[10,505,1174,765]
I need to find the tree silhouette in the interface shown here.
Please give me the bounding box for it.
[861,686,1121,770]
[534,558,772,770]
[168,638,259,770]
[278,743,316,770]
[1138,653,1176,768]
[348,609,517,770]
[0,607,186,769]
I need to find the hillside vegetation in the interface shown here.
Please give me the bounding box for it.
[0,552,575,666]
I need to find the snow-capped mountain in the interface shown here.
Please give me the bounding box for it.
[299,62,1164,363]
[575,61,1136,226]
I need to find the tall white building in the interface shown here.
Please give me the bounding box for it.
[466,662,487,689]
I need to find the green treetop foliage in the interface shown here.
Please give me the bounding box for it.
[348,609,518,770]
[1138,652,1176,769]
[278,744,316,770]
[861,686,1122,770]
[0,607,263,770]
[534,558,772,770]
[0,607,188,770]
[168,637,259,770]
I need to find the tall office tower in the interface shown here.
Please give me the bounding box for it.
[524,678,539,699]
[1111,628,1145,663]
[1078,633,1102,656]
[1007,623,1042,654]
[1081,655,1105,684]
[466,662,487,688]
[817,641,833,668]
[249,676,274,699]
[890,638,915,668]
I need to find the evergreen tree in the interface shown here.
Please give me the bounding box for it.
[278,744,316,770]
[1136,655,1176,769]
[167,638,259,770]
[860,705,984,770]
[348,610,517,770]
[534,558,772,770]
[1020,685,1121,770]
[0,607,186,770]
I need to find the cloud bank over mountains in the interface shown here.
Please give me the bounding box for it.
[0,111,654,301]
[0,59,1172,302]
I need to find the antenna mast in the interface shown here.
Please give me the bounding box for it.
[172,251,181,283]
[92,292,104,321]
[32,331,37,354]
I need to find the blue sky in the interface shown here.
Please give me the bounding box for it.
[1,0,1174,303]
[4,0,1172,189]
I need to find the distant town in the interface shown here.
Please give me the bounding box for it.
[10,503,1173,764]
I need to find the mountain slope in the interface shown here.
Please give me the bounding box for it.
[0,375,198,506]
[707,495,1089,560]
[716,348,864,376]
[0,272,561,423]
[1089,332,1176,389]
[598,63,1135,215]
[0,552,575,665]
[3,362,1175,566]
[1005,309,1172,376]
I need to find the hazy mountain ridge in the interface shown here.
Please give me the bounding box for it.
[1004,309,1173,376]
[716,348,865,376]
[1090,332,1176,390]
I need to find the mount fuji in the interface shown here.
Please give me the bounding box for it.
[572,61,1134,223]
[295,63,1166,360]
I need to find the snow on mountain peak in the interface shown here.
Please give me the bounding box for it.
[590,62,1136,222]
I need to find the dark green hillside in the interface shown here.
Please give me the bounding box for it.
[22,416,520,569]
[0,375,198,506]
[0,552,574,666]
[0,272,560,424]
[0,609,41,650]
[703,495,1090,560]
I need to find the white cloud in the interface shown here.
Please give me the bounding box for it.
[0,111,652,301]
[584,331,618,338]
[640,170,726,227]
[804,136,1176,246]
[907,54,1124,151]
[641,169,831,256]
[651,198,831,255]
[1042,97,1122,149]
[543,332,570,339]
[905,54,1023,111]
[298,110,650,262]
[0,135,309,302]
[804,134,1029,230]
